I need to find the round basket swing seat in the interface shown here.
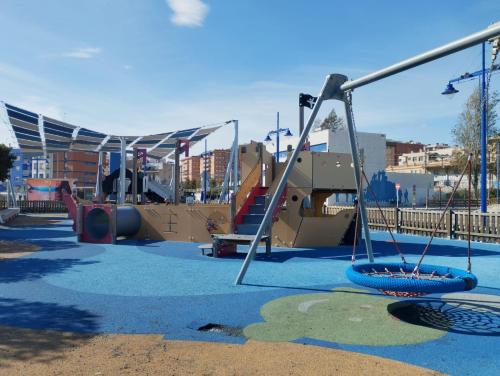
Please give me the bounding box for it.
[346,262,478,297]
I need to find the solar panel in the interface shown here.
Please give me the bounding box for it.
[133,132,171,149]
[4,103,225,159]
[5,103,43,153]
[42,117,77,152]
[72,126,107,150]
[5,104,38,125]
[99,136,138,152]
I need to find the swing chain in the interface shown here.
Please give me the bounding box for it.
[413,154,473,276]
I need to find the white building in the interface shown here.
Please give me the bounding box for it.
[387,144,470,191]
[266,126,432,206]
[31,155,52,179]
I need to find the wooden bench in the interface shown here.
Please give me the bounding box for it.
[211,234,271,258]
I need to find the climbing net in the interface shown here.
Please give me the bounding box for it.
[360,267,455,297]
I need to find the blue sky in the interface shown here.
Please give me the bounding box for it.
[0,0,499,153]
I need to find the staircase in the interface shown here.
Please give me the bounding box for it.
[236,192,267,235]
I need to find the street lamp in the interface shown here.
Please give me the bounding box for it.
[264,112,293,162]
[441,42,499,213]
[441,83,459,97]
[199,139,213,204]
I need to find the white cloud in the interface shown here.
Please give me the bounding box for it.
[61,47,102,59]
[166,0,209,27]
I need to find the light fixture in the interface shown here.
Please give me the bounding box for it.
[284,129,293,137]
[441,83,459,98]
[264,134,272,142]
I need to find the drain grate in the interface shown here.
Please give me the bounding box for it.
[197,323,244,337]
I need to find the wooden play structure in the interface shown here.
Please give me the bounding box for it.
[129,140,358,250]
[71,139,358,252]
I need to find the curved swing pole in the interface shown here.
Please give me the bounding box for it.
[351,171,362,264]
[413,154,472,274]
[344,91,374,262]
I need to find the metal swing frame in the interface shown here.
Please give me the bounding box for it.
[235,22,500,285]
[346,155,477,296]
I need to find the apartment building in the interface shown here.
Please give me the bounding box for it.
[386,144,466,188]
[200,149,231,184]
[51,151,106,188]
[181,156,201,183]
[385,140,424,167]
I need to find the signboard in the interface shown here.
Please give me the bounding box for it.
[137,148,147,165]
[27,179,72,201]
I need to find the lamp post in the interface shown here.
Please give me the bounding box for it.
[441,45,499,213]
[200,140,213,204]
[264,112,293,162]
[497,141,500,204]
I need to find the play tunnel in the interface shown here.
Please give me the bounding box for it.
[79,204,141,243]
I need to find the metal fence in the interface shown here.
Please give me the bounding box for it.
[325,205,500,243]
[0,200,67,213]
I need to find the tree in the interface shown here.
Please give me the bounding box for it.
[314,109,345,131]
[0,144,16,181]
[451,87,499,197]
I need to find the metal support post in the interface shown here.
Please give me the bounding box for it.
[275,112,280,162]
[218,139,235,203]
[497,141,499,204]
[299,104,304,134]
[232,120,239,194]
[343,97,374,262]
[174,139,181,205]
[203,139,208,203]
[119,137,126,204]
[480,42,488,213]
[132,148,138,205]
[95,151,103,203]
[141,150,146,204]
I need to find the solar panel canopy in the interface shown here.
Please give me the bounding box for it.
[4,103,222,159]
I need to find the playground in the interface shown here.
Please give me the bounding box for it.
[0,14,499,375]
[0,214,498,375]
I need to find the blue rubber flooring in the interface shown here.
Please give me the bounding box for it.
[0,218,498,375]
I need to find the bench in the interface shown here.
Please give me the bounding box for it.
[0,208,20,224]
[211,234,271,258]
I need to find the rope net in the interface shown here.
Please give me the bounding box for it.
[360,267,455,297]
